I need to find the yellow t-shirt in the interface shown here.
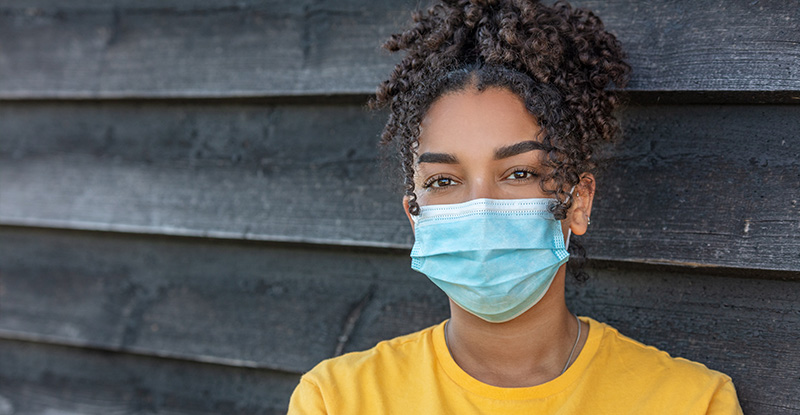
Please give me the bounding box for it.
[288,317,742,414]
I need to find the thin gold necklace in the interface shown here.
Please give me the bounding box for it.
[443,314,581,377]
[562,314,581,374]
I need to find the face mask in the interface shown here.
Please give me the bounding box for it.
[410,198,570,323]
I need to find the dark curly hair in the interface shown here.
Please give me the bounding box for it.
[370,0,631,279]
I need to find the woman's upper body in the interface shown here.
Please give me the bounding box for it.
[286,80,744,415]
[288,0,742,412]
[288,317,741,415]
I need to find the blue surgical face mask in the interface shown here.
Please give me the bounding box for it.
[410,198,570,323]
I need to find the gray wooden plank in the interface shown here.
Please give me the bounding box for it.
[0,338,299,415]
[0,226,797,413]
[580,0,800,93]
[0,226,447,374]
[588,104,800,270]
[0,100,409,248]
[0,0,409,98]
[0,0,797,99]
[1,101,798,270]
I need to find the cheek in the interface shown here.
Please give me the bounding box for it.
[410,174,423,198]
[414,188,434,206]
[560,217,571,241]
[413,186,458,208]
[411,175,430,205]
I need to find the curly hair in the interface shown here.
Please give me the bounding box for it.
[370,0,631,280]
[370,0,630,211]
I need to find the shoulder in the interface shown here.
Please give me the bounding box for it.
[288,322,443,414]
[593,318,729,382]
[301,321,441,389]
[586,318,742,414]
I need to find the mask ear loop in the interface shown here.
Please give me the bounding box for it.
[565,185,576,250]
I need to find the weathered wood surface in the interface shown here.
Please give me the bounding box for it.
[0,226,447,374]
[0,338,300,415]
[0,100,405,247]
[2,102,798,271]
[591,104,800,270]
[1,227,798,413]
[0,0,798,99]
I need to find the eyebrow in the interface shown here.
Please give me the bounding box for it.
[417,152,458,164]
[494,140,546,160]
[416,140,545,165]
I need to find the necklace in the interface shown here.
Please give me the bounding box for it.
[561,314,581,375]
[443,313,582,377]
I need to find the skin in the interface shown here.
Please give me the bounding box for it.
[403,85,595,388]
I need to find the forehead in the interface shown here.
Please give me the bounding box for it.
[418,87,541,153]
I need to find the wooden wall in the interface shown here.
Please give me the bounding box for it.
[0,1,798,413]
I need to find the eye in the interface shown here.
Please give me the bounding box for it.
[504,169,538,181]
[423,175,459,190]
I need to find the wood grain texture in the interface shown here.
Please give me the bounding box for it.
[0,226,798,413]
[0,100,408,248]
[1,102,798,270]
[589,104,800,271]
[0,338,299,415]
[0,226,448,374]
[0,0,410,98]
[0,0,797,99]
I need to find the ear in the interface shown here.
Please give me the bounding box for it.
[568,173,595,236]
[403,196,415,233]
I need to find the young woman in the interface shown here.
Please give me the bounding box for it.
[289,0,742,413]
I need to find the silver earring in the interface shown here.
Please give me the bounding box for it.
[586,216,591,226]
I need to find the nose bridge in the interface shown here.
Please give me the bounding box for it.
[468,175,500,201]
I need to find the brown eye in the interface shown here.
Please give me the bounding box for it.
[432,178,453,188]
[423,175,459,190]
[506,170,535,180]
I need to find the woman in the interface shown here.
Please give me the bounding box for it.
[288,0,742,413]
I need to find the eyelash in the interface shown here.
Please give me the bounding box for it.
[421,168,538,191]
[505,168,539,181]
[422,174,455,190]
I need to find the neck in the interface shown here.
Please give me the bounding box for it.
[444,268,585,387]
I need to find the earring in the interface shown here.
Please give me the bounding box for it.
[586,216,591,226]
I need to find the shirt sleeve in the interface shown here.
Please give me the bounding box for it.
[706,378,743,415]
[287,377,328,415]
